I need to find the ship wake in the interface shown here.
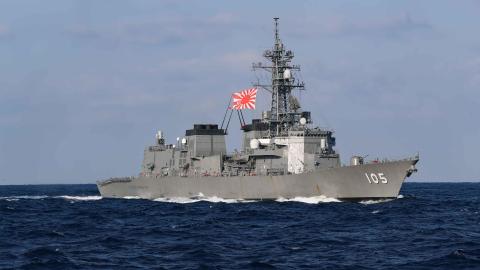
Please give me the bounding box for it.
[0,194,403,204]
[276,195,341,204]
[359,194,404,205]
[153,194,256,204]
[0,195,102,201]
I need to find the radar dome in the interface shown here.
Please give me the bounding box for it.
[300,117,307,125]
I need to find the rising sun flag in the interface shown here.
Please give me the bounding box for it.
[231,87,257,110]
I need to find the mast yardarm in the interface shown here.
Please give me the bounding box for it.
[253,17,305,137]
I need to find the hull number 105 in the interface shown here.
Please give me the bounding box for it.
[365,173,388,184]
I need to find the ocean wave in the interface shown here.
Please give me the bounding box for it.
[152,194,343,204]
[0,194,403,204]
[0,195,48,201]
[276,195,340,204]
[153,197,202,204]
[56,195,102,201]
[1,183,479,269]
[153,196,256,204]
[2,198,19,202]
[0,195,102,201]
[359,198,394,205]
[122,194,341,204]
[359,195,403,205]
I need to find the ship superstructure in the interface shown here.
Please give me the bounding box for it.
[97,18,418,200]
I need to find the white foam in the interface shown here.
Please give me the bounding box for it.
[276,195,340,204]
[0,195,103,201]
[0,195,48,200]
[200,196,243,203]
[122,196,142,200]
[371,210,381,214]
[359,198,394,205]
[153,197,202,204]
[57,195,102,201]
[359,194,404,204]
[153,194,257,204]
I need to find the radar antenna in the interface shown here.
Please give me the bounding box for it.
[253,18,305,137]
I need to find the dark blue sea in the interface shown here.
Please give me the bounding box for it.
[1,183,480,270]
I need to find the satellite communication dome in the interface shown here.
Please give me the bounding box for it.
[181,138,187,145]
[300,117,307,125]
[283,69,291,80]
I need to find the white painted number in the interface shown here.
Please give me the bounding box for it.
[365,173,371,184]
[365,173,388,184]
[378,173,388,184]
[370,173,379,183]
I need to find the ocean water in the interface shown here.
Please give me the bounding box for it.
[1,183,479,270]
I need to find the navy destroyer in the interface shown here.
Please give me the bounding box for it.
[97,18,419,200]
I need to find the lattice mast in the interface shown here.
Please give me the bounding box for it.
[253,18,305,137]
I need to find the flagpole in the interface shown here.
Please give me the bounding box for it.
[220,95,232,130]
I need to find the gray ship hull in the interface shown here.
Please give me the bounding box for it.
[97,159,418,200]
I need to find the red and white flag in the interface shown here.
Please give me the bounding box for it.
[231,88,257,110]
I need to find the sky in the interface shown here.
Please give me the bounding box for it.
[0,0,479,184]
